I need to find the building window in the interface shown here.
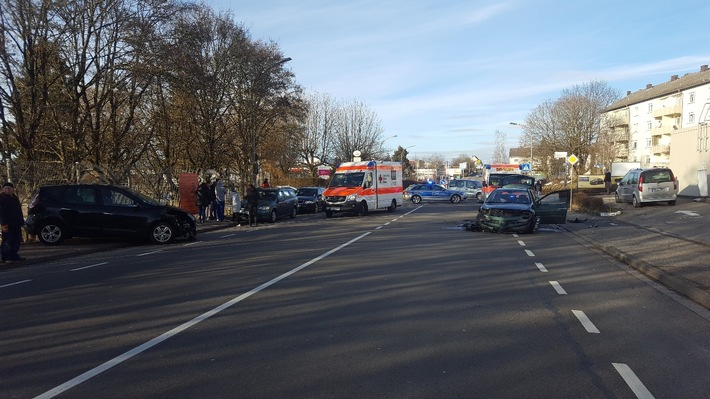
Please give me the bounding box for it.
[689,113,695,124]
[689,92,695,104]
[632,140,637,150]
[646,138,651,148]
[647,121,652,130]
[648,104,653,113]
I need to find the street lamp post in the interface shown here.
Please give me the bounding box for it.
[510,122,533,172]
[253,57,292,186]
[400,145,415,163]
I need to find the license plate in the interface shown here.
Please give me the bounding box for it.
[331,207,340,211]
[650,187,668,192]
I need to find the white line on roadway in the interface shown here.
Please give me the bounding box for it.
[525,250,535,257]
[136,250,163,257]
[71,262,109,272]
[535,262,548,272]
[0,279,32,289]
[572,310,600,333]
[34,232,372,399]
[612,363,655,399]
[549,281,567,295]
[518,240,525,246]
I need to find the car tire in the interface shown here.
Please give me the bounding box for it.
[38,221,66,245]
[387,200,396,212]
[411,195,421,204]
[150,222,175,244]
[615,193,622,203]
[476,193,482,201]
[357,201,368,216]
[450,195,461,203]
[290,207,297,219]
[632,195,641,208]
[269,209,277,223]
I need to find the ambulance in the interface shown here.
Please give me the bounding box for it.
[323,160,402,217]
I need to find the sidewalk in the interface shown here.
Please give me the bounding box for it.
[563,194,710,309]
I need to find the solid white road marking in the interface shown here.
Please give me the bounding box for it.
[518,240,525,246]
[675,210,699,217]
[525,250,535,257]
[34,232,372,399]
[572,310,600,333]
[71,262,109,272]
[0,279,32,289]
[549,281,567,295]
[612,363,655,399]
[136,250,163,257]
[535,262,548,272]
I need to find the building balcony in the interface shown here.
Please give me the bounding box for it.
[652,104,681,118]
[652,144,670,155]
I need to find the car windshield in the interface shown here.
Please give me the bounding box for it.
[487,190,531,204]
[259,191,277,201]
[329,172,364,188]
[297,188,318,196]
[499,175,535,187]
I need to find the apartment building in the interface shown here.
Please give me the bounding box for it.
[601,64,710,196]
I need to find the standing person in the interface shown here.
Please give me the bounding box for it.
[534,179,542,198]
[245,183,259,227]
[231,187,242,222]
[196,182,211,223]
[604,169,612,194]
[261,178,270,188]
[214,179,226,221]
[0,182,26,263]
[208,180,217,220]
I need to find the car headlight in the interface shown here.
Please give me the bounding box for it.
[347,194,357,201]
[304,200,314,204]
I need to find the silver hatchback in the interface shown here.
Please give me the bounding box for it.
[615,168,677,207]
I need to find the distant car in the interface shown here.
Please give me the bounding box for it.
[615,168,677,207]
[403,184,467,204]
[473,187,569,233]
[589,178,604,185]
[296,187,325,213]
[447,179,483,201]
[24,184,197,245]
[236,187,298,223]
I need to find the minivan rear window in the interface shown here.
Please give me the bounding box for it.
[643,169,674,183]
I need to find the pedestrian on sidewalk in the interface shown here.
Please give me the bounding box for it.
[261,178,270,188]
[0,182,26,263]
[214,179,226,221]
[246,183,259,226]
[196,181,211,223]
[604,170,612,194]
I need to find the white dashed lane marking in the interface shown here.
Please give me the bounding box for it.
[613,363,655,399]
[535,262,548,272]
[549,281,567,295]
[572,310,600,334]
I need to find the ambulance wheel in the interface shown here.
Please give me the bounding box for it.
[357,201,368,216]
[411,195,421,204]
[387,200,396,212]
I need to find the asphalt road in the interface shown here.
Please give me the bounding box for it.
[1,202,709,398]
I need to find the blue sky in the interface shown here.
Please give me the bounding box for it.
[207,0,710,163]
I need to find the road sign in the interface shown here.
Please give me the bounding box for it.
[520,163,531,172]
[567,154,578,165]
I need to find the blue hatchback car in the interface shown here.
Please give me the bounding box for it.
[403,184,467,204]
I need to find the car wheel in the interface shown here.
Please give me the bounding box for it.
[632,195,641,208]
[387,200,396,212]
[270,209,278,223]
[290,206,297,219]
[450,194,461,203]
[615,192,621,203]
[38,221,65,245]
[476,193,482,201]
[411,195,421,204]
[150,222,175,244]
[357,201,368,216]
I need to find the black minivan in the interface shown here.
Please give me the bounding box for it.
[25,184,197,245]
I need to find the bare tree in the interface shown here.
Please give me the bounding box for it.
[298,91,338,176]
[492,129,507,163]
[331,98,384,165]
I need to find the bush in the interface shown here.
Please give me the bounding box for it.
[572,192,614,214]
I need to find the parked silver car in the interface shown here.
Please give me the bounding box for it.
[615,168,677,207]
[447,179,483,201]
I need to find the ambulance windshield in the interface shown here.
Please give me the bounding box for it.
[330,172,364,188]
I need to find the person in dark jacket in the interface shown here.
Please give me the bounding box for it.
[0,182,25,262]
[604,170,612,194]
[196,182,211,223]
[245,183,259,226]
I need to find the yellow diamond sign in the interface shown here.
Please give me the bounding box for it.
[567,154,578,165]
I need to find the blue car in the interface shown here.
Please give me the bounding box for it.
[403,184,467,204]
